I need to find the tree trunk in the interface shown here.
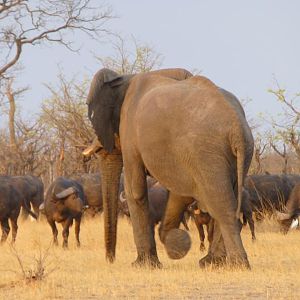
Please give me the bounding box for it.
[6,82,17,150]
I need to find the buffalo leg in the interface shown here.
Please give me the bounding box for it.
[10,217,18,243]
[62,218,73,248]
[1,219,10,243]
[74,217,81,247]
[193,215,206,251]
[247,215,256,241]
[48,219,58,246]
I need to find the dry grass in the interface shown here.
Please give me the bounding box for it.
[0,216,299,299]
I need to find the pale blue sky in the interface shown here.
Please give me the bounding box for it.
[10,0,300,127]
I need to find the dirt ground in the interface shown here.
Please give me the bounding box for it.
[0,216,299,299]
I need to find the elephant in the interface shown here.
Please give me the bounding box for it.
[86,67,254,268]
[43,177,87,248]
[0,177,37,243]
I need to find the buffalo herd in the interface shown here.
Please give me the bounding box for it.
[1,172,300,250]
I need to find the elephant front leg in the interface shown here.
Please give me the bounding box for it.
[124,164,161,268]
[159,193,192,259]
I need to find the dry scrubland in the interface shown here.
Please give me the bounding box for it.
[0,217,300,299]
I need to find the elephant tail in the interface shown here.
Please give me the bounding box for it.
[236,148,245,219]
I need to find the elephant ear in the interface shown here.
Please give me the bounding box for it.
[87,68,125,153]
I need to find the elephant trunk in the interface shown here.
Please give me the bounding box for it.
[99,151,123,263]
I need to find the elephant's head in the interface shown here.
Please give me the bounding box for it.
[86,68,133,262]
[87,68,133,153]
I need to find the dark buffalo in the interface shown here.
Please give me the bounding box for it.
[0,178,37,243]
[244,174,300,218]
[73,172,157,217]
[12,175,44,219]
[188,188,256,251]
[0,175,44,219]
[277,183,300,233]
[119,182,189,233]
[43,177,86,248]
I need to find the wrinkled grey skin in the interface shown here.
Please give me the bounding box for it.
[87,68,254,268]
[119,182,189,232]
[44,177,86,248]
[245,174,300,219]
[277,183,300,233]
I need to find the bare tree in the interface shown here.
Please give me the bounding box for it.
[96,34,163,74]
[0,0,113,78]
[268,83,300,160]
[252,133,268,174]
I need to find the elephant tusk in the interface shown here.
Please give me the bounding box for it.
[82,137,102,157]
[119,191,127,203]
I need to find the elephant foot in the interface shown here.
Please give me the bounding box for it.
[199,253,227,268]
[62,242,68,249]
[227,256,251,270]
[199,254,251,269]
[131,254,162,269]
[164,229,191,259]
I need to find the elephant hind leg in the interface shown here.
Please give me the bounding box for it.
[159,193,192,259]
[197,182,250,269]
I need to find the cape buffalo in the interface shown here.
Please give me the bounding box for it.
[0,178,37,243]
[119,182,189,234]
[277,182,300,233]
[43,177,87,248]
[244,174,300,219]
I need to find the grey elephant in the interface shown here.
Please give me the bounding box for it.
[87,68,253,268]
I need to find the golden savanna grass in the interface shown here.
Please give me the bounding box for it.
[0,216,300,299]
